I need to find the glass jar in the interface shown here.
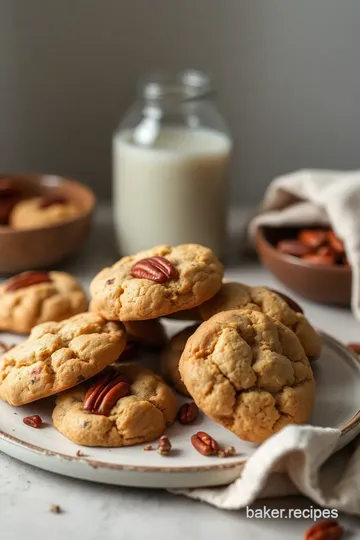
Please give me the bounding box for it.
[112,70,232,256]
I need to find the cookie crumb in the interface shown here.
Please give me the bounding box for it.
[218,446,236,458]
[143,444,153,451]
[49,504,62,514]
[76,450,87,457]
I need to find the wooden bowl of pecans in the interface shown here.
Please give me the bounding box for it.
[256,226,351,305]
[0,174,95,274]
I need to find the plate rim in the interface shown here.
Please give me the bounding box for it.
[0,331,359,474]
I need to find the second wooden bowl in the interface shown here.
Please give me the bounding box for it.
[256,226,351,305]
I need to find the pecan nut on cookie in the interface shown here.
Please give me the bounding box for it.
[161,325,199,396]
[198,282,321,359]
[179,310,315,444]
[10,195,80,229]
[0,271,88,333]
[90,244,223,321]
[0,313,126,406]
[52,364,178,447]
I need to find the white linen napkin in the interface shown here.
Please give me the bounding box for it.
[247,169,360,319]
[173,426,360,515]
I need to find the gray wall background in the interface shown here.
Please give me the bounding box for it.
[1,0,360,203]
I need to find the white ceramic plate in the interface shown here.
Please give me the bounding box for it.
[0,329,359,489]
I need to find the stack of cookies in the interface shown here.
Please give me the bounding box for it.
[0,243,320,450]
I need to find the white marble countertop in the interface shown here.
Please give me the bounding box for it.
[1,207,360,539]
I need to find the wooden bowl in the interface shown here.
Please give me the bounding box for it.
[256,226,351,305]
[0,174,95,274]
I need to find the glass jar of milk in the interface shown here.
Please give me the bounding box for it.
[112,70,232,256]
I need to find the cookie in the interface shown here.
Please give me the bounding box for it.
[164,307,202,322]
[0,271,88,333]
[179,310,315,443]
[198,282,321,359]
[161,325,199,396]
[52,364,178,447]
[90,244,223,321]
[0,312,126,406]
[10,195,80,229]
[124,319,167,350]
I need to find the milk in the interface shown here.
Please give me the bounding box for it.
[112,127,232,256]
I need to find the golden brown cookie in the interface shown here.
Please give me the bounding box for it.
[52,364,178,447]
[10,196,80,229]
[198,282,321,359]
[0,312,126,406]
[124,319,167,350]
[161,325,199,396]
[90,244,223,321]
[0,271,88,333]
[179,310,315,443]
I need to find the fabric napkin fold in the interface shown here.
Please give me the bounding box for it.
[247,169,360,319]
[173,426,360,515]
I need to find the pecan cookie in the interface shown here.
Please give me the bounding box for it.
[0,312,126,406]
[10,195,80,229]
[198,282,321,359]
[52,364,178,447]
[179,310,315,443]
[90,244,223,321]
[0,271,88,333]
[161,325,199,396]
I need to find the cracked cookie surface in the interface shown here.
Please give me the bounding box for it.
[52,364,178,447]
[90,244,223,321]
[198,282,321,359]
[161,325,199,396]
[0,312,126,406]
[10,197,80,229]
[0,271,88,333]
[179,309,315,443]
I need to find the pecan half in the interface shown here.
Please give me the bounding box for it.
[347,343,360,355]
[130,256,178,283]
[38,194,68,209]
[83,370,131,416]
[304,519,344,540]
[23,415,42,428]
[277,240,312,257]
[4,271,52,292]
[157,435,172,455]
[191,431,219,456]
[178,402,198,424]
[302,247,336,265]
[327,230,345,255]
[270,289,304,314]
[298,229,328,249]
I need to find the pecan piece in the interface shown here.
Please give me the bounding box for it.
[298,229,328,249]
[191,431,219,456]
[83,370,131,416]
[302,246,336,266]
[327,230,345,255]
[347,343,360,355]
[304,519,344,540]
[4,271,52,292]
[23,415,42,428]
[270,289,304,314]
[157,435,172,455]
[38,194,68,209]
[130,256,178,283]
[178,402,198,424]
[277,240,313,257]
